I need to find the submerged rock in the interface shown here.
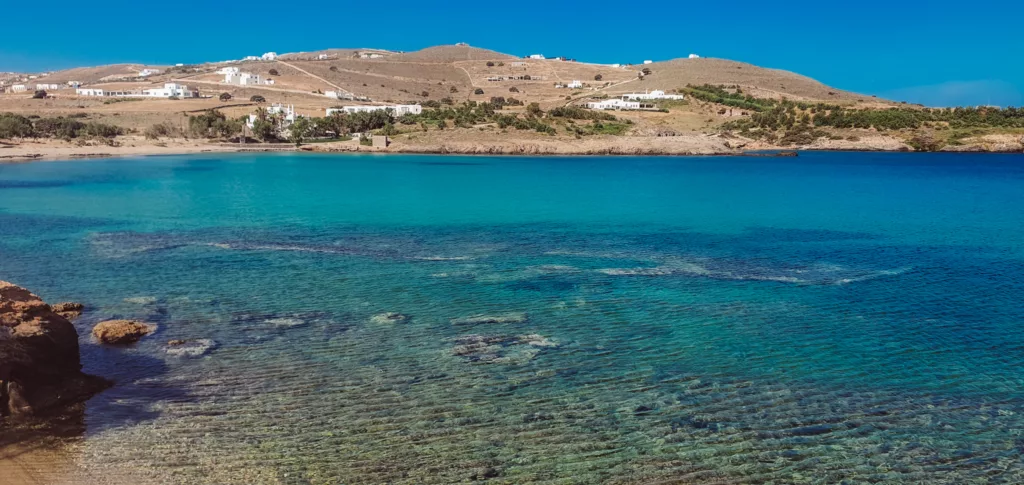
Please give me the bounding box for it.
[124,296,158,305]
[450,312,528,325]
[165,339,218,357]
[92,319,156,345]
[265,317,307,328]
[0,280,109,418]
[51,301,84,321]
[449,333,558,364]
[370,312,410,324]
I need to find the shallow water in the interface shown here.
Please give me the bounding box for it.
[2,152,1024,484]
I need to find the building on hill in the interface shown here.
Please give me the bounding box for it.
[8,84,27,93]
[568,80,583,89]
[510,61,527,67]
[621,90,685,101]
[36,83,61,90]
[261,52,278,61]
[586,99,641,110]
[528,54,545,60]
[75,83,198,98]
[317,54,329,60]
[326,105,422,117]
[67,81,81,88]
[138,68,161,77]
[217,67,240,75]
[224,72,274,86]
[359,52,385,59]
[243,56,260,61]
[689,53,701,59]
[643,60,653,65]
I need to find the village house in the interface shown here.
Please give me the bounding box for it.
[689,53,701,59]
[138,68,161,77]
[586,99,641,110]
[359,53,385,59]
[9,84,27,93]
[247,103,298,129]
[67,81,81,88]
[217,67,240,75]
[621,90,686,101]
[528,54,545,60]
[325,104,423,117]
[261,52,278,61]
[510,61,527,67]
[224,71,274,86]
[643,60,653,65]
[36,83,61,90]
[568,80,583,89]
[317,54,329,60]
[75,83,199,98]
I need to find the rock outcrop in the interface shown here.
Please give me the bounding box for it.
[92,320,155,345]
[0,280,109,418]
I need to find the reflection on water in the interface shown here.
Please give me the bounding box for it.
[1,153,1024,483]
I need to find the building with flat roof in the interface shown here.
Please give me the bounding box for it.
[326,105,422,117]
[586,99,641,110]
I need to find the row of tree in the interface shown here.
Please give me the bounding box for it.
[0,113,123,140]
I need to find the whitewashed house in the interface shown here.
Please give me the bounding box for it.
[67,81,81,88]
[138,68,161,77]
[643,60,653,65]
[359,53,384,59]
[224,72,274,86]
[247,103,298,129]
[217,67,240,75]
[622,90,685,101]
[567,80,583,89]
[9,84,27,93]
[261,52,278,61]
[36,83,61,90]
[75,83,198,98]
[326,104,422,117]
[586,99,641,110]
[243,56,260,61]
[689,53,700,59]
[317,54,329,60]
[528,54,545,60]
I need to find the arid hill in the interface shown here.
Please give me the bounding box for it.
[391,45,519,63]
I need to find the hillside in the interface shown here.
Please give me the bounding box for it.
[391,45,519,62]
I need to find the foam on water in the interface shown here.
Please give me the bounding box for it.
[2,152,1024,484]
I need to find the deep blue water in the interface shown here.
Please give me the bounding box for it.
[2,152,1024,483]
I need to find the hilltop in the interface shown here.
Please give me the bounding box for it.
[1,44,1021,160]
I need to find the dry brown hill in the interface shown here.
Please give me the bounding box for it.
[391,45,518,63]
[643,58,876,103]
[38,64,169,84]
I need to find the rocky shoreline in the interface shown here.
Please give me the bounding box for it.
[0,281,109,419]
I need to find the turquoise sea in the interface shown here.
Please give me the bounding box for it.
[2,152,1024,484]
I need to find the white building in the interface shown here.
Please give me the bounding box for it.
[138,68,161,77]
[75,83,198,98]
[247,103,299,129]
[567,80,583,89]
[67,81,81,88]
[643,60,653,65]
[261,52,278,61]
[317,54,329,60]
[224,71,274,86]
[36,83,61,90]
[217,67,240,75]
[9,84,27,93]
[689,53,700,59]
[586,99,641,110]
[326,104,422,117]
[528,54,545,60]
[359,53,384,59]
[621,90,686,101]
[510,61,527,67]
[243,56,260,61]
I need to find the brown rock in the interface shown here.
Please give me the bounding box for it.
[0,280,109,419]
[92,320,155,345]
[52,301,85,321]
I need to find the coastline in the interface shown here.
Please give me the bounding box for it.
[1,133,1021,164]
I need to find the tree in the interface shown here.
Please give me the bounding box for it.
[641,68,652,75]
[449,86,458,93]
[380,122,397,136]
[219,92,232,102]
[329,66,338,72]
[32,90,47,99]
[594,74,603,81]
[508,87,519,93]
[268,68,279,76]
[474,88,484,95]
[250,95,266,103]
[486,61,495,67]
[527,102,543,117]
[420,91,429,97]
[289,117,310,145]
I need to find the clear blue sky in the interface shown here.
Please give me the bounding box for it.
[3,0,1022,107]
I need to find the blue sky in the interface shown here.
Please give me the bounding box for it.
[3,0,1021,107]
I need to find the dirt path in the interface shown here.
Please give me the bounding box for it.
[275,60,354,97]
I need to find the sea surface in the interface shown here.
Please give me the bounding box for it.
[2,152,1024,484]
